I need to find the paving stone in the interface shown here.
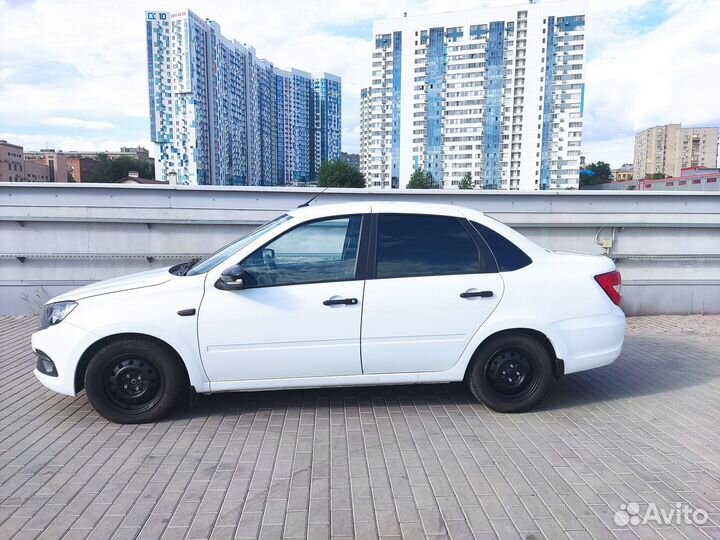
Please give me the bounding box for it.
[1,315,719,540]
[329,508,353,537]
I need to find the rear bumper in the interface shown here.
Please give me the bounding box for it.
[550,307,626,375]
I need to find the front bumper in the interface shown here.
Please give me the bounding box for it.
[31,321,97,396]
[550,307,626,375]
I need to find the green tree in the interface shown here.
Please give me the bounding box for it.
[579,161,613,188]
[587,161,612,181]
[645,172,667,180]
[86,155,155,183]
[406,168,433,189]
[317,159,366,188]
[458,172,474,189]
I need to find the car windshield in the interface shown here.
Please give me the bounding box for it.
[185,214,293,276]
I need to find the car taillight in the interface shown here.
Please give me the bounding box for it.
[594,270,622,306]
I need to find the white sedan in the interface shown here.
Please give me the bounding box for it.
[32,202,626,423]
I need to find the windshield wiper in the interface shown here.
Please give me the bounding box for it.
[170,257,201,276]
[182,257,201,275]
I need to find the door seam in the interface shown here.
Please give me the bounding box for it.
[359,279,367,374]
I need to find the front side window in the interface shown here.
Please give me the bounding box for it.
[241,215,363,287]
[375,214,488,279]
[187,214,292,275]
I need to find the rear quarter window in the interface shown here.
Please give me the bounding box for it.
[471,222,532,272]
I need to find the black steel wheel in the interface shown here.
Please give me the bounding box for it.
[485,348,540,400]
[85,337,187,424]
[103,355,164,413]
[468,334,553,413]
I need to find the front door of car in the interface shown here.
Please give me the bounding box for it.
[198,214,367,383]
[361,213,504,374]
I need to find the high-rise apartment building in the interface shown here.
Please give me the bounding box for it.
[360,0,587,190]
[146,10,341,185]
[314,77,343,171]
[633,123,719,179]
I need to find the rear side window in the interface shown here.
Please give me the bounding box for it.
[472,222,532,271]
[375,214,492,279]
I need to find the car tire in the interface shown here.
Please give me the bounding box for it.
[84,337,186,424]
[467,334,553,413]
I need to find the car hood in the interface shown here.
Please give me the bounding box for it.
[48,267,175,303]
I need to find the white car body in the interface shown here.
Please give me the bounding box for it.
[32,202,626,403]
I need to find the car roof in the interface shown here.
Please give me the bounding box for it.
[288,200,481,220]
[285,201,542,258]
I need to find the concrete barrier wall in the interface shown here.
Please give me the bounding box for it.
[2,183,719,315]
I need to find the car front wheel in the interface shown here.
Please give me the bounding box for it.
[84,337,186,423]
[467,334,553,413]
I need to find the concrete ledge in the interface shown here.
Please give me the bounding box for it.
[1,184,719,315]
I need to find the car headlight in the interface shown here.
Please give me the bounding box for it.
[40,301,77,329]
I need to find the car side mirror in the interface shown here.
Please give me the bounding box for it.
[214,265,256,291]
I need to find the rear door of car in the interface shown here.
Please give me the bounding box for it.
[360,211,505,374]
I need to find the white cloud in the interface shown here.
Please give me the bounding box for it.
[582,0,720,165]
[1,0,718,167]
[585,0,656,51]
[44,117,113,130]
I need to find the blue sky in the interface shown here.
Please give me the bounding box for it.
[1,0,718,169]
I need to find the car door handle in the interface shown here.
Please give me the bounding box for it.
[460,290,494,299]
[323,297,359,306]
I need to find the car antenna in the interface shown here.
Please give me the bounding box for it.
[297,187,330,208]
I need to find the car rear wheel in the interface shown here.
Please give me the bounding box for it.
[467,334,552,413]
[84,337,186,424]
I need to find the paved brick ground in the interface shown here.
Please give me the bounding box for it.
[0,315,719,540]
